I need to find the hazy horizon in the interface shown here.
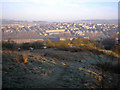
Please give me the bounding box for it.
[1,0,119,22]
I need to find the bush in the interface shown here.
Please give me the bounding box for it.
[20,42,44,50]
[113,45,120,56]
[20,43,30,50]
[54,40,68,48]
[45,40,55,48]
[30,41,44,49]
[102,38,115,50]
[2,41,16,50]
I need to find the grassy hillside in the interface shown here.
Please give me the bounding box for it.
[2,48,120,88]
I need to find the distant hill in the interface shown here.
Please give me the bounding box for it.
[1,19,52,24]
[33,21,47,23]
[1,19,29,24]
[32,20,54,24]
[1,19,118,24]
[72,19,118,24]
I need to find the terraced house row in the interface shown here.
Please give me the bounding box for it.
[1,22,119,42]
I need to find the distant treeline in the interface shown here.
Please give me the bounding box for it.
[2,38,120,55]
[44,38,103,49]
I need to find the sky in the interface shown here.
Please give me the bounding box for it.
[0,0,119,22]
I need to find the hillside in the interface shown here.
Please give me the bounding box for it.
[2,48,120,88]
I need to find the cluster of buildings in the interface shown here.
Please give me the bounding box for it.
[1,22,119,43]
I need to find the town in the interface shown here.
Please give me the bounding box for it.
[1,22,119,44]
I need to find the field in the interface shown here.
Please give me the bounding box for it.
[2,48,120,88]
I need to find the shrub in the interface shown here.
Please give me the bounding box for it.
[20,43,30,50]
[20,41,44,50]
[45,40,54,48]
[113,45,120,56]
[30,41,44,49]
[2,41,16,50]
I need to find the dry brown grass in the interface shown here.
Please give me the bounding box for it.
[60,62,67,66]
[13,58,20,63]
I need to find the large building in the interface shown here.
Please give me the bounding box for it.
[46,29,65,33]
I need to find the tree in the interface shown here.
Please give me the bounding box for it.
[45,40,54,47]
[113,44,120,55]
[31,41,44,49]
[54,40,68,48]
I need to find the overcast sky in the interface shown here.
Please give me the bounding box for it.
[0,0,119,22]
